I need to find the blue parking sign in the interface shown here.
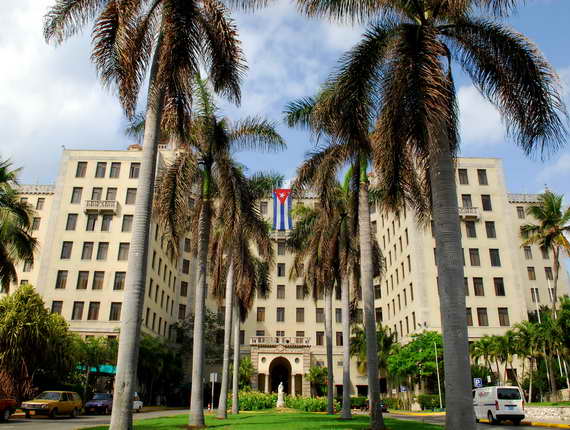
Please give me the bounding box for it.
[473,377,483,388]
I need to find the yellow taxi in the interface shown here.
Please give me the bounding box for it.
[21,391,82,418]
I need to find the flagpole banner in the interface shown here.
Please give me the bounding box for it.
[273,189,293,231]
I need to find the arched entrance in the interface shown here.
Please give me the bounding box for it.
[269,357,292,394]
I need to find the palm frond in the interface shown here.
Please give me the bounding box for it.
[228,117,286,153]
[44,0,109,44]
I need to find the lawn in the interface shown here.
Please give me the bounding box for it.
[529,401,570,407]
[84,410,442,430]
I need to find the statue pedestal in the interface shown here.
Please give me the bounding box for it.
[276,391,285,408]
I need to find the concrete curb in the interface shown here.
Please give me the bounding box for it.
[479,419,570,428]
[390,411,446,417]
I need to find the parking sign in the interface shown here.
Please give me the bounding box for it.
[473,377,483,388]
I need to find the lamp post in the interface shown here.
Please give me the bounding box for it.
[434,341,443,409]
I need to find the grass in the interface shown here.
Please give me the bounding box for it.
[528,401,570,407]
[83,410,442,430]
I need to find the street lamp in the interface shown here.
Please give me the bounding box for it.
[434,341,443,409]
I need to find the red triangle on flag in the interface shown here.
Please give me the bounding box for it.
[274,189,291,204]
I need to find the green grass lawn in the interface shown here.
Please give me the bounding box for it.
[529,401,570,407]
[84,410,442,430]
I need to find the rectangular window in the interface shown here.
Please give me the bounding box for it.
[178,304,186,320]
[109,162,121,178]
[260,201,268,215]
[101,214,112,231]
[296,331,305,338]
[76,271,89,290]
[477,169,488,185]
[494,277,505,296]
[490,249,501,267]
[51,301,63,314]
[125,188,137,205]
[277,285,285,299]
[66,213,78,230]
[91,187,102,200]
[531,287,540,303]
[336,332,343,346]
[524,246,533,260]
[376,307,383,322]
[180,281,188,297]
[474,277,484,296]
[113,272,126,290]
[109,302,122,321]
[466,308,473,326]
[240,330,245,345]
[23,260,33,272]
[469,248,480,266]
[182,259,190,274]
[464,277,469,296]
[316,331,324,346]
[121,215,133,232]
[485,221,496,238]
[517,206,525,219]
[95,162,107,178]
[465,221,477,238]
[255,330,265,337]
[184,238,191,252]
[335,308,342,323]
[458,168,469,185]
[36,198,45,210]
[71,187,83,204]
[498,308,510,326]
[81,242,93,260]
[118,242,130,260]
[296,285,304,300]
[315,308,325,323]
[76,161,87,178]
[106,187,117,201]
[276,307,285,322]
[277,263,286,277]
[92,271,104,290]
[527,266,536,280]
[541,247,549,259]
[86,214,97,231]
[296,307,305,322]
[129,162,140,178]
[481,194,492,211]
[96,242,109,260]
[55,270,68,289]
[374,284,381,299]
[477,308,489,326]
[461,194,473,208]
[71,301,84,320]
[257,307,265,322]
[61,241,73,259]
[31,217,41,230]
[277,240,286,256]
[545,267,553,280]
[87,302,100,320]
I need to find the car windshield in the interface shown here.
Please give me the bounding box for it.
[497,388,521,400]
[92,394,112,400]
[36,392,61,401]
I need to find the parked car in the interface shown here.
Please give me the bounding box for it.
[473,386,525,425]
[21,391,82,419]
[85,393,113,415]
[0,398,17,421]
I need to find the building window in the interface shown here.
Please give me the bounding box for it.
[524,246,533,260]
[178,304,186,320]
[541,247,549,259]
[376,307,383,322]
[118,242,130,260]
[87,302,100,321]
[180,281,188,297]
[296,307,305,322]
[473,277,484,296]
[51,301,63,314]
[371,220,377,234]
[109,162,121,178]
[76,161,87,177]
[71,187,83,204]
[91,187,102,201]
[489,249,501,267]
[458,168,469,185]
[374,284,381,299]
[61,241,73,259]
[109,302,122,321]
[260,201,268,215]
[296,331,305,338]
[239,330,245,345]
[276,307,285,322]
[477,308,489,326]
[481,194,492,211]
[92,271,105,290]
[516,206,525,219]
[71,301,84,320]
[184,238,191,252]
[36,198,45,210]
[95,162,107,178]
[545,267,554,280]
[461,194,472,208]
[464,277,469,296]
[106,187,117,201]
[336,332,343,346]
[477,169,488,185]
[101,215,112,231]
[125,188,137,205]
[122,215,133,232]
[77,271,89,290]
[316,308,324,323]
[485,221,496,239]
[114,272,126,290]
[277,263,286,277]
[66,213,78,230]
[335,308,342,323]
[277,285,285,299]
[129,162,140,178]
[31,217,41,230]
[316,331,324,346]
[494,277,505,296]
[81,242,93,260]
[86,214,97,231]
[466,308,473,326]
[255,330,265,337]
[531,287,540,303]
[277,240,286,256]
[527,266,536,280]
[469,248,480,266]
[296,285,304,300]
[465,221,476,238]
[498,308,510,326]
[55,270,68,289]
[23,260,33,272]
[96,242,109,260]
[257,307,265,322]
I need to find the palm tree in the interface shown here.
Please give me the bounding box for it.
[470,336,495,378]
[515,321,541,402]
[45,2,246,428]
[0,160,37,294]
[350,324,396,379]
[154,78,284,426]
[521,190,570,314]
[293,1,567,427]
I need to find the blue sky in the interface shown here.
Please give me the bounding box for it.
[1,0,569,198]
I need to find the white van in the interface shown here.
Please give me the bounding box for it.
[473,386,525,425]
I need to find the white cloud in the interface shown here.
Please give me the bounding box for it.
[457,85,505,147]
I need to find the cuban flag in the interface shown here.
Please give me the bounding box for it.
[273,189,293,231]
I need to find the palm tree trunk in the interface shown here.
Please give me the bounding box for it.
[529,358,534,403]
[325,286,334,414]
[110,35,164,430]
[552,247,560,316]
[547,353,558,394]
[357,161,384,430]
[341,276,352,420]
[428,141,475,430]
[231,299,240,414]
[495,359,502,385]
[216,260,234,419]
[189,200,212,427]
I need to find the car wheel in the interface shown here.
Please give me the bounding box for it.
[25,411,31,419]
[49,408,58,419]
[2,409,10,421]
[512,419,521,426]
[487,411,496,424]
[70,408,78,418]
[475,418,480,423]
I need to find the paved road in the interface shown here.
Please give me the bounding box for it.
[387,412,538,429]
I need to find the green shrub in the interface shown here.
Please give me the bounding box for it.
[227,391,276,411]
[349,396,368,409]
[381,397,402,410]
[417,394,442,410]
[285,396,340,412]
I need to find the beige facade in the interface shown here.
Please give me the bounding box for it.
[7,150,568,397]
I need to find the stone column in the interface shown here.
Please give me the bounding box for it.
[264,373,270,393]
[291,374,296,397]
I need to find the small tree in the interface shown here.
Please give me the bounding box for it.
[306,366,328,397]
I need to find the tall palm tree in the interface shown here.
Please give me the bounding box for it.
[350,323,396,378]
[515,321,541,402]
[470,336,495,378]
[0,160,38,294]
[44,2,246,429]
[521,190,570,314]
[293,1,567,427]
[154,78,284,426]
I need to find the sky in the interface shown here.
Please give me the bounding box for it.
[1,0,570,198]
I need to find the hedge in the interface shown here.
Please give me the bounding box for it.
[417,394,444,410]
[227,391,277,410]
[285,396,340,412]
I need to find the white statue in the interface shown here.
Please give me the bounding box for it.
[276,382,285,408]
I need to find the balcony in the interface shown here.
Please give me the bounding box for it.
[250,336,311,347]
[458,206,480,220]
[84,200,119,214]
